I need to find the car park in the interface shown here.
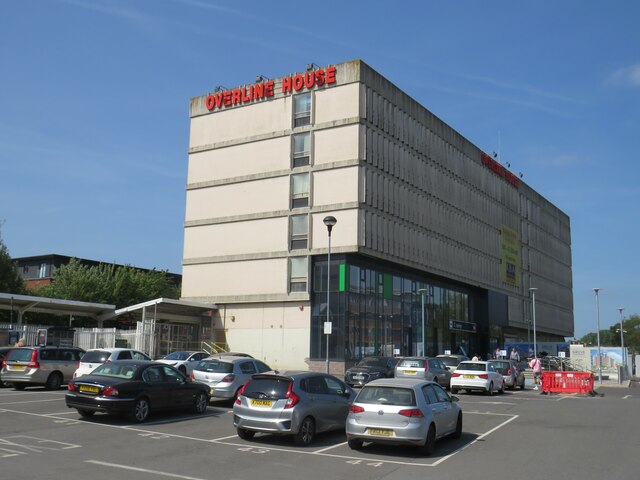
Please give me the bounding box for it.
[73,348,151,378]
[344,356,398,387]
[450,361,504,395]
[233,372,355,445]
[1,346,85,390]
[395,357,452,389]
[490,359,525,390]
[65,360,210,422]
[157,351,210,374]
[190,356,273,402]
[345,378,462,455]
[436,354,470,372]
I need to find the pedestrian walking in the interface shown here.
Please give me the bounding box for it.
[529,355,542,390]
[510,347,520,363]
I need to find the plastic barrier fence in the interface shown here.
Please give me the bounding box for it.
[541,371,594,394]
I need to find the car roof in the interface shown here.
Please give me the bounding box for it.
[459,361,489,365]
[85,348,135,353]
[199,356,254,363]
[361,378,436,388]
[99,360,158,366]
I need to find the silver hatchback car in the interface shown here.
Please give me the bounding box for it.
[346,378,462,455]
[1,346,85,390]
[233,372,355,445]
[191,356,273,402]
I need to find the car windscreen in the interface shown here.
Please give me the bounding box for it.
[194,360,233,373]
[491,362,510,374]
[457,362,487,372]
[438,357,461,367]
[81,351,111,363]
[242,377,291,400]
[398,358,425,368]
[356,386,415,406]
[90,363,139,379]
[163,352,190,361]
[357,357,388,367]
[6,349,34,362]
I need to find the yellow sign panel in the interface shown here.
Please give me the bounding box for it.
[500,225,520,287]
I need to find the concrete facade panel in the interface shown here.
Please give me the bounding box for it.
[314,83,360,124]
[312,166,360,207]
[311,209,360,250]
[313,124,360,166]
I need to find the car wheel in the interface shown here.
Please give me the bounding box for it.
[486,382,494,396]
[13,383,26,391]
[193,392,208,414]
[452,413,463,439]
[347,438,363,450]
[499,381,505,394]
[130,397,150,422]
[451,387,459,394]
[510,382,516,391]
[179,365,187,375]
[45,372,62,390]
[293,416,315,446]
[77,409,95,418]
[418,424,436,455]
[237,427,255,440]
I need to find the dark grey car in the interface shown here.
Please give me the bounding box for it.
[395,357,452,389]
[233,372,355,445]
[191,356,273,401]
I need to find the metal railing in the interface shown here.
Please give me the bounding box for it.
[201,341,229,355]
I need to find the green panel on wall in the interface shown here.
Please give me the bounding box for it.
[383,274,392,300]
[339,264,347,292]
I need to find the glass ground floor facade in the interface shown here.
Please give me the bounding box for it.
[310,254,500,365]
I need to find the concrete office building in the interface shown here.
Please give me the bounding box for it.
[182,60,573,373]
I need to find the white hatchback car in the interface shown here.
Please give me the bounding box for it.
[73,348,150,379]
[157,351,209,375]
[450,361,504,395]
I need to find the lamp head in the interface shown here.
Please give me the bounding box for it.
[323,216,337,234]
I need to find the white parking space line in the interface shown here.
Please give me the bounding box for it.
[0,398,62,405]
[0,391,66,397]
[623,395,632,399]
[42,411,79,416]
[313,441,347,453]
[86,460,209,480]
[208,434,241,441]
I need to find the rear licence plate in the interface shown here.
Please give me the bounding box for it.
[8,365,26,371]
[404,370,417,375]
[368,428,393,437]
[79,385,100,393]
[353,375,364,380]
[250,399,273,407]
[463,375,475,379]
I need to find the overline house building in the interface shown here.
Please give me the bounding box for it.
[182,60,573,373]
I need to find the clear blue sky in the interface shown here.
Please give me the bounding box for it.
[1,1,638,338]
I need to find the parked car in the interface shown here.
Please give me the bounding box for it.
[1,346,85,390]
[395,357,452,389]
[233,372,355,445]
[344,356,398,387]
[0,347,15,387]
[209,352,254,358]
[65,360,210,422]
[490,359,525,390]
[190,356,273,402]
[436,354,470,372]
[345,378,462,455]
[74,348,151,378]
[450,361,504,395]
[157,351,210,375]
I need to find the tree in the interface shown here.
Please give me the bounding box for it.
[578,314,640,354]
[0,226,25,294]
[34,258,180,308]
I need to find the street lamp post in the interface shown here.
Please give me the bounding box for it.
[529,288,538,359]
[617,307,626,377]
[323,216,337,374]
[593,288,602,384]
[418,288,427,356]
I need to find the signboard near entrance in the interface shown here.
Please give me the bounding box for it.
[449,320,477,333]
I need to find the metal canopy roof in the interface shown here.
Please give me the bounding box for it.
[0,292,116,321]
[100,297,218,324]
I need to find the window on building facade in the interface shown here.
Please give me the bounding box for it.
[293,92,311,127]
[289,256,308,292]
[290,214,309,250]
[292,132,311,167]
[291,172,310,208]
[38,262,47,278]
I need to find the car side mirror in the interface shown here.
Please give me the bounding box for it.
[450,396,459,403]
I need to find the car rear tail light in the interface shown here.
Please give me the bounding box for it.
[235,380,250,405]
[27,349,40,369]
[507,368,512,375]
[67,382,76,392]
[349,405,365,413]
[1,360,6,369]
[221,374,235,383]
[190,373,195,380]
[478,374,489,379]
[398,408,424,417]
[424,360,429,370]
[284,382,299,409]
[103,386,119,397]
[452,372,461,377]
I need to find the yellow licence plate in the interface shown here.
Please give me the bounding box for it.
[463,375,475,379]
[251,399,273,407]
[9,365,26,371]
[79,385,100,393]
[404,370,417,375]
[368,428,394,437]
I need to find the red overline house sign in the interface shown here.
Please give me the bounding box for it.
[205,66,337,111]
